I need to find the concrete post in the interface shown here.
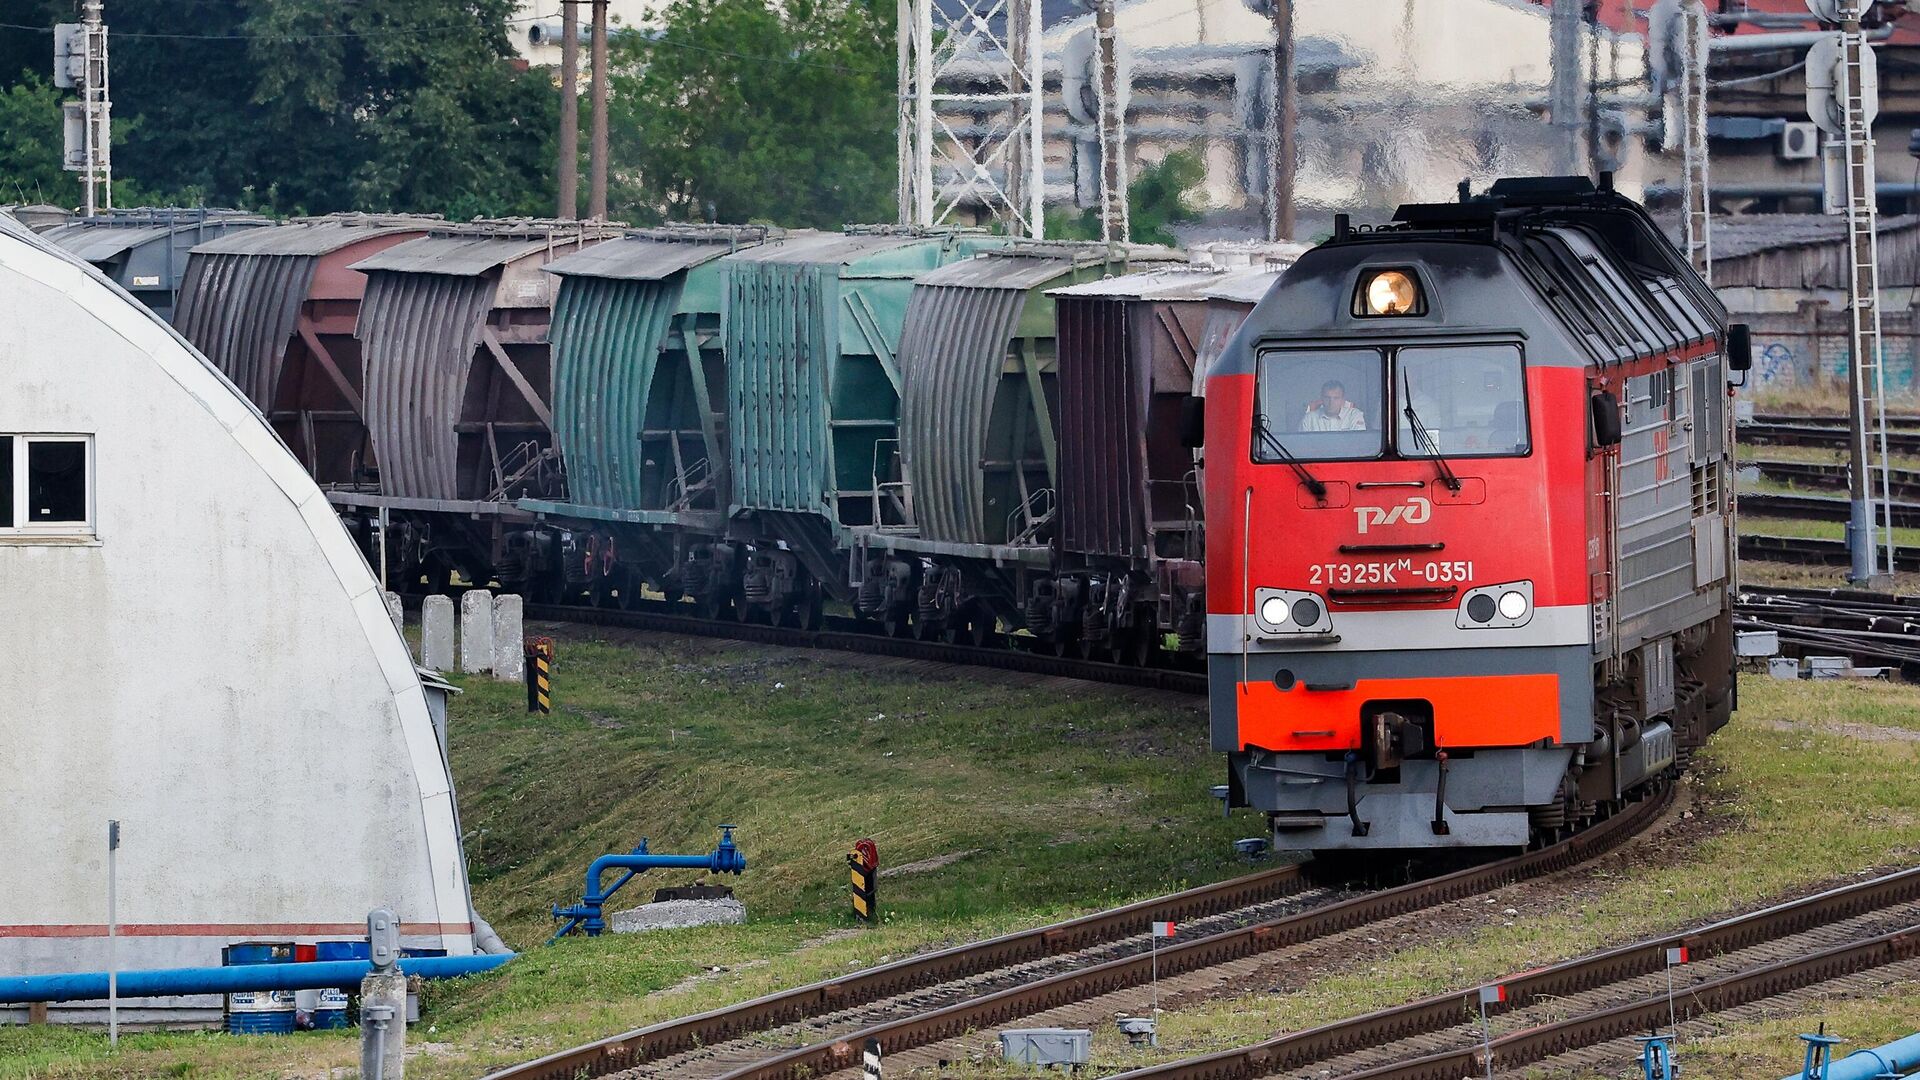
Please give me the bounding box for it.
[460,590,494,675]
[421,595,455,673]
[383,591,405,635]
[492,595,526,683]
[358,972,407,1079]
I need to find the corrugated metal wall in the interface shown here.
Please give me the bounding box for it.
[1055,295,1145,558]
[897,284,1029,544]
[549,274,686,510]
[358,271,496,500]
[725,261,833,516]
[173,252,318,408]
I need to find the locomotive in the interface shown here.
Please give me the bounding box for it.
[1203,175,1746,850]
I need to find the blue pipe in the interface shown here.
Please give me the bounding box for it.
[0,953,514,1005]
[1787,1032,1920,1080]
[551,825,745,940]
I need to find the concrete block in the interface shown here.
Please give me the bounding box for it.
[383,591,405,635]
[609,897,747,933]
[1768,657,1803,680]
[1736,629,1780,658]
[492,594,525,683]
[421,596,455,673]
[1808,655,1852,679]
[460,590,494,674]
[1733,397,1756,425]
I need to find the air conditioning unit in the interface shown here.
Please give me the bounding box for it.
[1780,121,1820,161]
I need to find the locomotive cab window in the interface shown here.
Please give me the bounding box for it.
[1253,347,1386,461]
[0,435,94,535]
[1395,345,1530,457]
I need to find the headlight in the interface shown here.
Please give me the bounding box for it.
[1260,595,1289,627]
[1253,587,1333,637]
[1357,268,1424,317]
[1456,581,1533,629]
[1498,590,1529,620]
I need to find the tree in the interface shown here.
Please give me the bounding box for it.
[0,2,555,218]
[608,0,896,228]
[0,78,75,206]
[1044,151,1205,246]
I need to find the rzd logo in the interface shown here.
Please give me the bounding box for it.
[1354,496,1432,534]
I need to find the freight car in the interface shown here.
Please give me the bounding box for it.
[1204,175,1745,850]
[38,207,270,319]
[172,214,438,485]
[332,219,621,591]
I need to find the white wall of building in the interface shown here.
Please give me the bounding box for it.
[0,217,474,1018]
[511,0,655,66]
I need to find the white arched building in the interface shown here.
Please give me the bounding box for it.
[0,214,480,1021]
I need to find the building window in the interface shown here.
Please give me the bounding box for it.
[1,435,93,535]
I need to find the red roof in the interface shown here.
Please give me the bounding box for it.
[1522,0,1920,45]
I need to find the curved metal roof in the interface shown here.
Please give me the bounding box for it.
[544,226,774,281]
[190,216,440,258]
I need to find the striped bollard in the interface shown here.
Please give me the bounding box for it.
[847,838,878,923]
[862,1037,882,1079]
[525,637,554,715]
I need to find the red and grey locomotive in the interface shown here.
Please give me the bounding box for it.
[1204,175,1745,850]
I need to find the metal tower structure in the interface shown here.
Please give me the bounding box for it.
[59,0,112,216]
[1091,0,1128,242]
[1679,0,1710,277]
[898,0,1046,237]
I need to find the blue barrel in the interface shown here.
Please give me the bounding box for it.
[222,943,296,1035]
[311,942,369,1029]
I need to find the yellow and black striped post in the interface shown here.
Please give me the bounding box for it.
[525,637,554,715]
[847,838,878,923]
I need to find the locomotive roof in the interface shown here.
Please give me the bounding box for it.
[1238,175,1725,371]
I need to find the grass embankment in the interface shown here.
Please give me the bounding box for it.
[955,676,1918,1080]
[0,632,1254,1078]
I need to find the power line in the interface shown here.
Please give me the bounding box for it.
[0,12,550,44]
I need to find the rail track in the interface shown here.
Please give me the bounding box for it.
[483,785,1673,1080]
[1737,533,1920,573]
[1737,584,1920,671]
[1739,490,1920,528]
[1745,457,1920,504]
[1109,865,1920,1080]
[1742,419,1920,454]
[523,601,1208,696]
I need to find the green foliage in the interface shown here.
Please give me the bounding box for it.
[1039,150,1205,245]
[608,0,896,228]
[0,2,555,217]
[0,77,74,206]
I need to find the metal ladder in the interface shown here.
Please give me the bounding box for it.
[1837,13,1897,578]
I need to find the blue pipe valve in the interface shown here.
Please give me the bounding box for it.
[550,825,746,941]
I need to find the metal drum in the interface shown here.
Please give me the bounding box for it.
[222,942,296,1035]
[312,941,370,1029]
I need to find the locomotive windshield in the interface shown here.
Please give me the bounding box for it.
[1394,345,1529,457]
[1252,347,1385,462]
[1252,343,1528,462]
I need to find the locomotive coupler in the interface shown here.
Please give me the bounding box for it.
[1343,752,1369,837]
[1431,750,1451,836]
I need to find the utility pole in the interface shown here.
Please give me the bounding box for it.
[74,0,111,216]
[557,0,580,219]
[1093,0,1129,243]
[1267,0,1294,241]
[1550,0,1582,175]
[1007,0,1044,237]
[589,0,610,221]
[1832,0,1893,582]
[1680,0,1711,277]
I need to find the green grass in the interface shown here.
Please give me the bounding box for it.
[981,676,1920,1079]
[0,631,1258,1078]
[1738,515,1920,549]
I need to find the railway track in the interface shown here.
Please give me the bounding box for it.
[1737,585,1920,671]
[483,785,1673,1080]
[1739,489,1920,528]
[1744,457,1920,504]
[1742,419,1920,453]
[524,601,1208,696]
[1737,533,1920,573]
[1106,865,1920,1080]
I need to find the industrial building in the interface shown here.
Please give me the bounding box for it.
[0,213,486,1023]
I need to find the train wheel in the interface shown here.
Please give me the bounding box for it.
[800,591,825,631]
[736,599,758,624]
[1124,627,1159,668]
[949,607,994,648]
[881,610,911,638]
[697,594,728,621]
[590,577,615,608]
[913,616,942,641]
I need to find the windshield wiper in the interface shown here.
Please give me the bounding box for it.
[1252,413,1328,499]
[1400,372,1462,493]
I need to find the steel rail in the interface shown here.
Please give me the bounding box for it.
[1337,926,1920,1080]
[1739,490,1920,528]
[1741,421,1920,453]
[480,862,1312,1080]
[525,602,1208,696]
[709,784,1673,1080]
[1746,458,1920,504]
[1738,533,1920,572]
[1105,866,1920,1079]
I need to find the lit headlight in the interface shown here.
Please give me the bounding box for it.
[1456,581,1534,629]
[1358,268,1424,317]
[1253,587,1333,637]
[1260,595,1290,627]
[1498,590,1529,620]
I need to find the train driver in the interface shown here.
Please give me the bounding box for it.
[1300,380,1367,432]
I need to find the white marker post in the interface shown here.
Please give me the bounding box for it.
[1477,984,1505,1079]
[1149,920,1176,1047]
[107,819,120,1047]
[1665,946,1689,1043]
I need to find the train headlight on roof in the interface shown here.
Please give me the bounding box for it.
[1357,268,1426,317]
[1457,581,1534,629]
[1253,587,1334,638]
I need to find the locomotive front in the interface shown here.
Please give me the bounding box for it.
[1206,177,1737,851]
